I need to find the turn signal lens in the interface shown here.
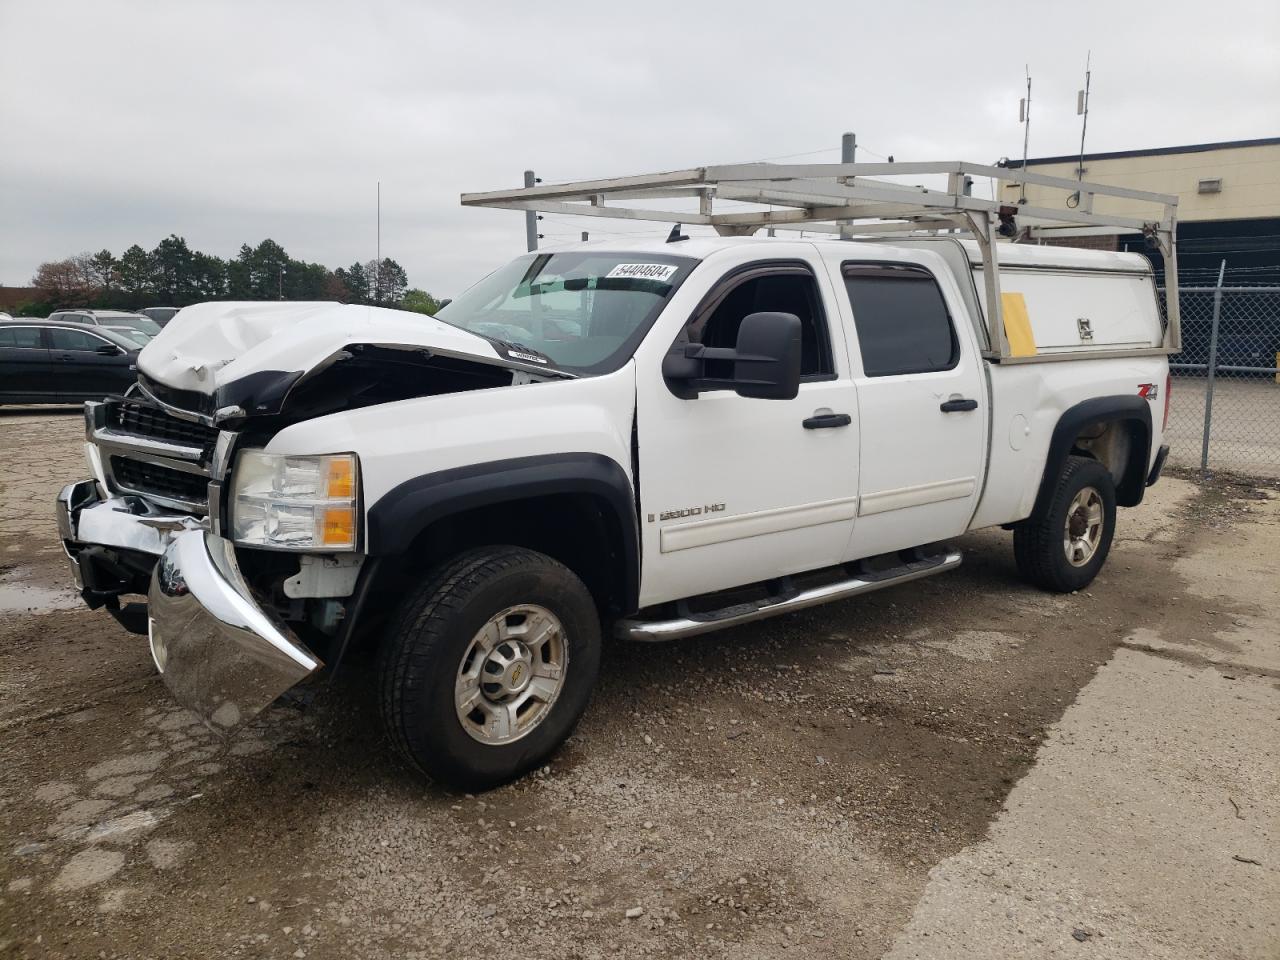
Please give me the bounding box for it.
[326,458,355,499]
[320,507,356,549]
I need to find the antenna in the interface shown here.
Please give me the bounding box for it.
[376,180,381,304]
[1066,52,1092,209]
[1018,65,1032,203]
[1076,52,1092,181]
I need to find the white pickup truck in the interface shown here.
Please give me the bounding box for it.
[55,162,1179,789]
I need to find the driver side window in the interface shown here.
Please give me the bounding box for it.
[686,265,834,382]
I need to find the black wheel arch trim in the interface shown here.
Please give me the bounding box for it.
[365,453,640,612]
[1034,395,1153,515]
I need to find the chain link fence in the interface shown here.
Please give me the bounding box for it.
[1162,283,1280,478]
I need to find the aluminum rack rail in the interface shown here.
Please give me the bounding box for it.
[462,160,1180,362]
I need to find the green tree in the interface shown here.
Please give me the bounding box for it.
[116,245,154,302]
[248,239,290,299]
[190,252,227,300]
[401,288,440,315]
[152,234,198,303]
[368,257,408,305]
[227,245,254,299]
[343,261,371,304]
[89,249,118,293]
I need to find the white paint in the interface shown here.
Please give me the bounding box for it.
[857,478,977,517]
[659,496,859,554]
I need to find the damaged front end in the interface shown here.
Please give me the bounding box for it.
[57,302,559,732]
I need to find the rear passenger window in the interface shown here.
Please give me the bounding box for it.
[0,327,44,348]
[49,328,103,351]
[843,263,958,377]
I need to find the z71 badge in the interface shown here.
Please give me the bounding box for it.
[648,503,726,523]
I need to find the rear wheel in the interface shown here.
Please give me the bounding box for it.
[1014,455,1117,592]
[378,546,601,790]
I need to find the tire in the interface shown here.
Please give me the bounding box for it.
[378,546,601,791]
[1014,455,1117,593]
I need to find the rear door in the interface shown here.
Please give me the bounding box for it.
[47,327,133,400]
[828,255,988,560]
[0,326,55,400]
[635,246,860,606]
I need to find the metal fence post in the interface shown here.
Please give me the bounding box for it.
[1199,260,1227,473]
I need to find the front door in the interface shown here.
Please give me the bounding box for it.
[829,255,987,560]
[47,327,129,400]
[635,249,860,607]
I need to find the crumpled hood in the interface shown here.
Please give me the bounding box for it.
[137,301,512,394]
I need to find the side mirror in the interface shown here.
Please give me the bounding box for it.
[731,311,802,400]
[96,343,123,356]
[661,311,802,400]
[438,298,452,310]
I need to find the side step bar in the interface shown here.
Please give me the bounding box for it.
[616,548,963,642]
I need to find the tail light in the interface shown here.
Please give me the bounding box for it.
[1163,372,1171,432]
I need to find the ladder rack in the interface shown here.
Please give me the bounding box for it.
[462,161,1181,362]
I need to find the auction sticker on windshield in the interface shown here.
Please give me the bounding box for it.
[606,263,679,282]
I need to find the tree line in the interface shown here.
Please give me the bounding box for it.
[22,235,442,316]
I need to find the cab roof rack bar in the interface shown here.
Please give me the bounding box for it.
[462,160,1181,361]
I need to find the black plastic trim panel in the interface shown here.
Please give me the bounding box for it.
[366,453,640,612]
[1034,396,1153,515]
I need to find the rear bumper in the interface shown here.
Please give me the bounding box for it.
[55,479,322,731]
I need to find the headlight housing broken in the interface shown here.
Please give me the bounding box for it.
[230,451,360,551]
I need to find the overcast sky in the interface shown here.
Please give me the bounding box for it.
[2,0,1277,295]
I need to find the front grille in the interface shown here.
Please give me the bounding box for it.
[109,400,220,456]
[111,456,209,506]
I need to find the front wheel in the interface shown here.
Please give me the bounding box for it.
[378,546,601,790]
[1014,455,1117,593]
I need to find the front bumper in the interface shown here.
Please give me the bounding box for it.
[56,479,322,732]
[148,530,321,731]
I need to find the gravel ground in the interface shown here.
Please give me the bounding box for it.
[1,407,1277,959]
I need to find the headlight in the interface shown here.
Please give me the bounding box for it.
[230,451,360,551]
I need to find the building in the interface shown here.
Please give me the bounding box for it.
[999,137,1280,287]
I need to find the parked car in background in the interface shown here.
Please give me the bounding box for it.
[138,306,180,326]
[47,310,163,340]
[0,312,12,322]
[0,319,141,405]
[103,325,154,347]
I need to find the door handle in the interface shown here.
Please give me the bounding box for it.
[54,353,74,361]
[940,398,979,413]
[802,412,852,429]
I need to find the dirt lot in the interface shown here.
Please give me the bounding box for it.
[2,408,1278,959]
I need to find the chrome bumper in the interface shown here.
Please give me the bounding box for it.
[56,479,322,732]
[148,530,322,731]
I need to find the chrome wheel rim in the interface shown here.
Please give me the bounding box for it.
[1063,487,1105,567]
[455,604,568,745]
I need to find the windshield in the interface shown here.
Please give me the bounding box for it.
[108,327,152,345]
[114,316,162,335]
[435,251,698,374]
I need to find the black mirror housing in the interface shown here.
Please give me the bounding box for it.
[96,343,122,356]
[662,311,803,400]
[732,312,802,400]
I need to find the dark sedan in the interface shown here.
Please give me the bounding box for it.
[0,319,141,405]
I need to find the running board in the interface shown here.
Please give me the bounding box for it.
[616,548,963,642]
